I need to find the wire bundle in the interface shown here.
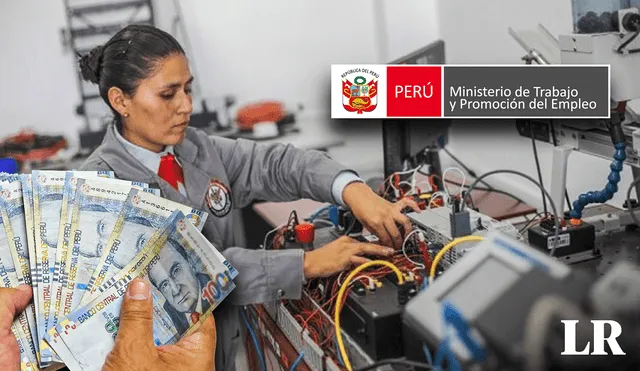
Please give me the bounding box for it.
[278,233,430,370]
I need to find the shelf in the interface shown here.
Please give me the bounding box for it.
[69,1,148,16]
[70,20,152,38]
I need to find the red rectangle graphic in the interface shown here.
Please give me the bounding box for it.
[386,66,442,117]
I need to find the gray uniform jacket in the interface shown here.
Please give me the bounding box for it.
[79,124,351,371]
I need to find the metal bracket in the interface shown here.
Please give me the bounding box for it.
[549,145,574,215]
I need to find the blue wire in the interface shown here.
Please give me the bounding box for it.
[307,205,332,222]
[423,344,434,365]
[289,351,305,371]
[240,309,267,371]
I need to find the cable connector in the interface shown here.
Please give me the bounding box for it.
[450,208,472,238]
[398,282,412,305]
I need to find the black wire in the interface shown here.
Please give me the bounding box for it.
[445,179,526,205]
[419,168,528,209]
[518,211,553,234]
[549,121,572,211]
[440,146,494,189]
[352,358,433,371]
[461,169,561,256]
[342,215,357,235]
[617,31,639,53]
[530,124,548,215]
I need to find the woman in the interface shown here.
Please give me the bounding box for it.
[78,24,418,371]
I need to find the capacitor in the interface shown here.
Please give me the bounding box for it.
[295,223,315,250]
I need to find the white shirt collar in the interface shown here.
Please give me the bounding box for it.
[113,125,177,173]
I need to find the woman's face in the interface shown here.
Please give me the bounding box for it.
[123,53,194,152]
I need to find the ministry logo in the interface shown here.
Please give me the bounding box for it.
[341,68,379,114]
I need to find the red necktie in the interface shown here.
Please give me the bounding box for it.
[158,153,185,190]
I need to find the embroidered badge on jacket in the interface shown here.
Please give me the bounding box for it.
[205,179,232,217]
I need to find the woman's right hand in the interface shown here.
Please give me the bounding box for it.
[302,236,395,279]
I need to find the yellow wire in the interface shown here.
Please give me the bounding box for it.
[429,235,484,283]
[334,260,404,371]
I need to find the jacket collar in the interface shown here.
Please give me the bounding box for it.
[98,124,199,183]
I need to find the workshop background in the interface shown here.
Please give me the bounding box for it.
[4,1,640,370]
[4,0,640,215]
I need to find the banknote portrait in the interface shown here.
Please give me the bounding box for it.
[111,214,157,270]
[39,192,63,251]
[76,203,121,259]
[148,238,212,335]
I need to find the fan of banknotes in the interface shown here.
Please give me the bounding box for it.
[0,171,238,371]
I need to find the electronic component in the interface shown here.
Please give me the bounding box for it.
[295,222,315,250]
[449,205,471,238]
[407,207,521,269]
[402,231,592,369]
[338,208,363,234]
[341,278,407,360]
[527,219,598,263]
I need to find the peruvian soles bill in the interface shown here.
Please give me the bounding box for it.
[48,171,114,362]
[32,170,67,364]
[49,211,237,371]
[0,176,40,367]
[19,174,52,368]
[0,212,38,370]
[56,177,158,323]
[81,188,208,305]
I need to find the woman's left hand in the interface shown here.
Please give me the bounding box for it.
[342,182,421,249]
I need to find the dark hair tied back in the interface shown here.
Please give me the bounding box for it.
[76,24,185,118]
[79,45,105,84]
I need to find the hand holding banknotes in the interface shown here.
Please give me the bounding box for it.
[103,278,216,371]
[0,285,32,371]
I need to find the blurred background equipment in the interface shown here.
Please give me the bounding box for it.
[229,100,301,140]
[0,130,67,172]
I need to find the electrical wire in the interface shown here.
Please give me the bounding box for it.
[439,145,493,189]
[617,31,639,53]
[429,192,448,208]
[444,178,526,206]
[530,124,548,215]
[312,219,335,228]
[335,261,404,371]
[290,351,305,371]
[518,211,552,234]
[307,205,332,222]
[262,224,284,249]
[429,236,485,283]
[442,167,467,198]
[461,169,561,256]
[402,229,426,268]
[241,309,267,371]
[352,358,433,371]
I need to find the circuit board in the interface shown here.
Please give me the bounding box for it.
[253,205,514,370]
